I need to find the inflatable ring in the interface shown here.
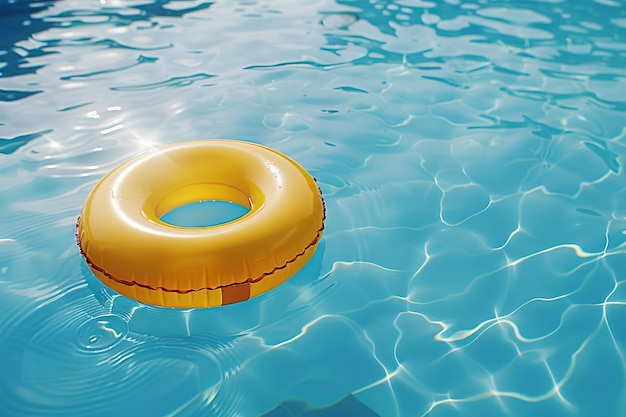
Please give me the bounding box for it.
[76,140,325,308]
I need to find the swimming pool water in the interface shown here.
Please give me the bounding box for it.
[1,0,625,416]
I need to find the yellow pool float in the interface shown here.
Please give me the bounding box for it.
[76,140,325,308]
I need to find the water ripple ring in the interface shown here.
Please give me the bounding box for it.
[76,140,325,308]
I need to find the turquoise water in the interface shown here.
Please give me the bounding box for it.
[1,0,626,416]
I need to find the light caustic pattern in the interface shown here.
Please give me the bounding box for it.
[1,0,626,416]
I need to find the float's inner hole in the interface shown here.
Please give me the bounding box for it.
[155,183,252,227]
[160,200,250,227]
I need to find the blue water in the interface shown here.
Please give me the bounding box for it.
[1,0,626,416]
